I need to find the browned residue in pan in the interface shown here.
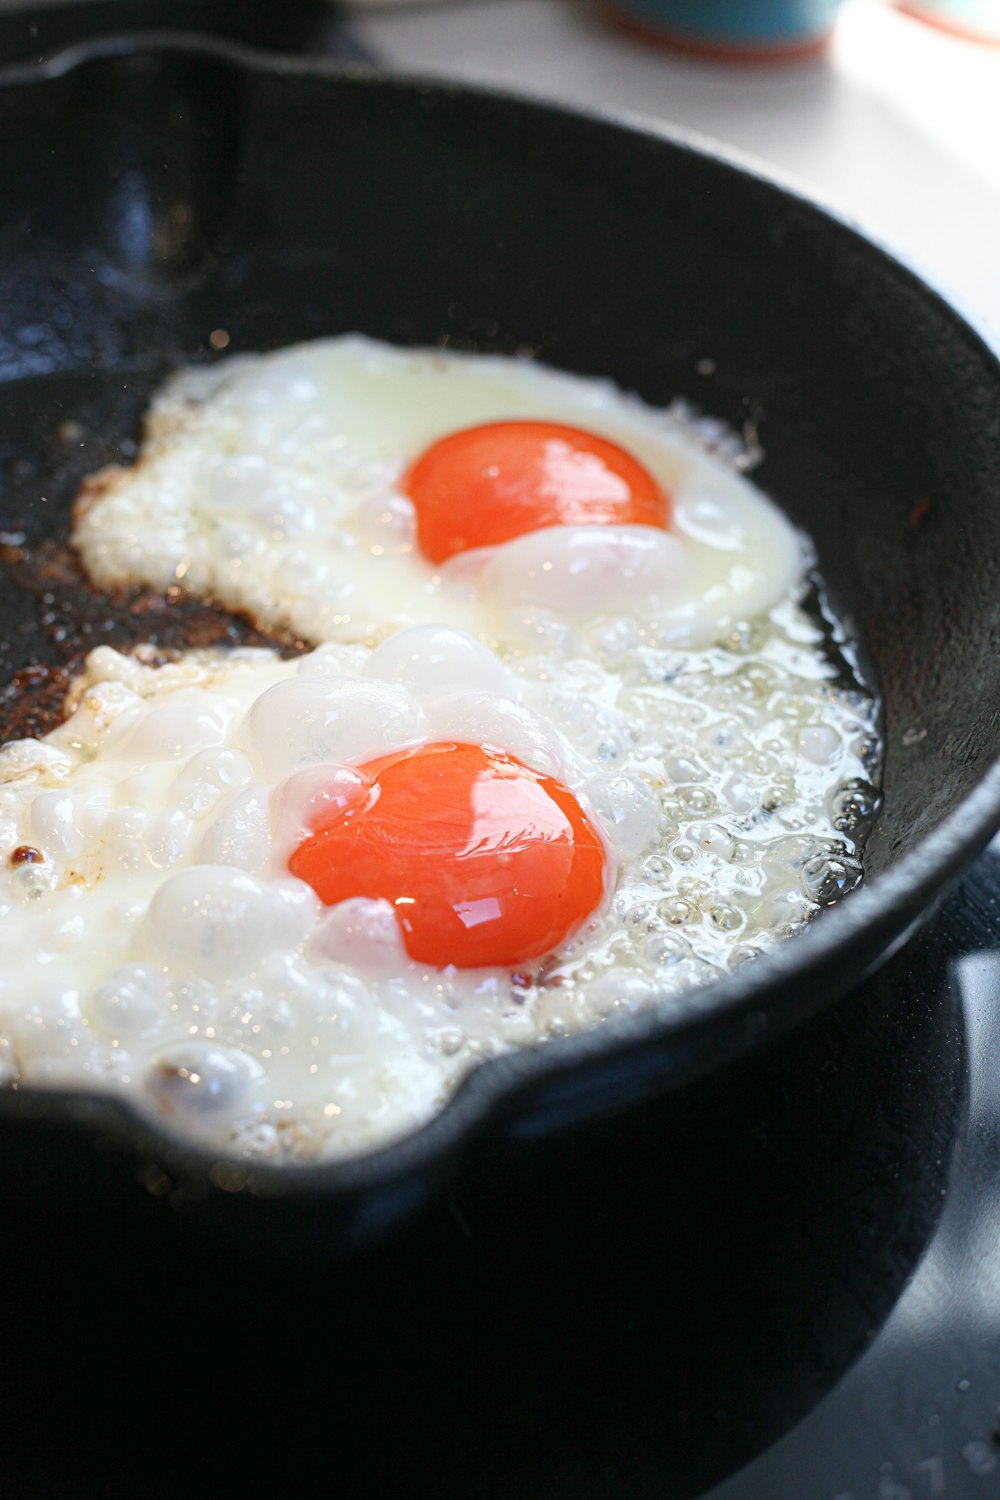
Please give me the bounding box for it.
[0,538,310,744]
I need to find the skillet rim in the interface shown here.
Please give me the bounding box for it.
[0,31,999,1205]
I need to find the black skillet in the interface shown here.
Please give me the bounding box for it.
[1,35,999,1256]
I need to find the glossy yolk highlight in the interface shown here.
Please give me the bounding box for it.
[403,420,670,564]
[289,742,607,969]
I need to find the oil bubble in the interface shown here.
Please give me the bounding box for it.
[831,780,877,833]
[800,853,863,904]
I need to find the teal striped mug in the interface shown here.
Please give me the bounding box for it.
[605,0,845,59]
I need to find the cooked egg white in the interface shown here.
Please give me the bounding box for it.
[0,610,879,1162]
[0,336,882,1161]
[73,336,803,650]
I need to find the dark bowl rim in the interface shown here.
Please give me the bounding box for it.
[1,31,999,1201]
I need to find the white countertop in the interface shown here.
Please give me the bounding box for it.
[351,0,1000,337]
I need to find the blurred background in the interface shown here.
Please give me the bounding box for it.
[1,0,995,331]
[345,0,1000,331]
[0,0,995,331]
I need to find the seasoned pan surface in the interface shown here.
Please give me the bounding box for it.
[1,38,999,1250]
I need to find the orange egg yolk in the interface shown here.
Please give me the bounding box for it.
[403,420,670,564]
[288,742,607,969]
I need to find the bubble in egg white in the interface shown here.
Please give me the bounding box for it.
[87,964,170,1038]
[295,643,369,679]
[170,746,255,820]
[220,985,298,1051]
[241,954,308,1019]
[795,724,842,766]
[756,889,816,935]
[270,547,336,604]
[51,913,85,952]
[457,525,692,620]
[353,492,416,553]
[145,808,195,871]
[15,979,83,1039]
[145,1042,266,1121]
[720,771,760,816]
[233,351,319,409]
[680,785,717,816]
[22,1039,119,1086]
[688,822,736,861]
[122,702,227,762]
[522,683,620,751]
[196,784,272,872]
[505,608,582,661]
[75,790,112,840]
[583,772,663,861]
[423,691,567,778]
[67,683,144,752]
[309,897,408,977]
[28,792,82,858]
[82,645,141,686]
[270,764,371,851]
[112,769,164,819]
[218,522,259,562]
[588,615,639,662]
[144,866,319,979]
[0,739,71,780]
[244,677,424,779]
[97,805,145,866]
[304,970,388,1065]
[368,625,510,698]
[582,969,658,1017]
[203,453,318,539]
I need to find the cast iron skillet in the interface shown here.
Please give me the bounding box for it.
[1,36,999,1255]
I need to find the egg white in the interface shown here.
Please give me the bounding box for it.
[0,609,878,1161]
[0,337,881,1162]
[73,335,804,651]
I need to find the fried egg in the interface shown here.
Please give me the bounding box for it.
[73,336,802,651]
[0,337,881,1161]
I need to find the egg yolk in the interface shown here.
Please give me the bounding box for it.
[289,741,607,969]
[403,420,670,564]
